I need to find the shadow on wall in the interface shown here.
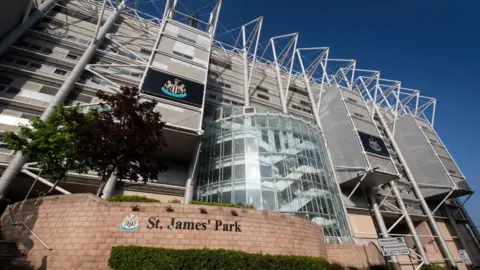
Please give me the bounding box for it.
[0,198,45,269]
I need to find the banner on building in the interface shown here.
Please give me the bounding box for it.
[142,68,205,107]
[358,131,390,157]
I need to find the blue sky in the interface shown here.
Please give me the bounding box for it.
[137,0,480,223]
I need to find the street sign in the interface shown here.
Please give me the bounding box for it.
[378,237,410,256]
[458,249,472,265]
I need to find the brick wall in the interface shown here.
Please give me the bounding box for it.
[1,194,327,269]
[327,244,385,268]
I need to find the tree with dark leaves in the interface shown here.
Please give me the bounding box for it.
[77,86,168,196]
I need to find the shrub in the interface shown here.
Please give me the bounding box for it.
[107,195,160,202]
[190,200,256,210]
[329,262,344,270]
[168,199,181,204]
[421,264,447,270]
[368,264,390,270]
[109,246,330,270]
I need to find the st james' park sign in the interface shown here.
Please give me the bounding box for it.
[120,213,242,232]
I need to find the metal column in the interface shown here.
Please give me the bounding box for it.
[242,27,250,107]
[368,190,399,265]
[0,1,126,198]
[0,0,59,57]
[374,107,456,266]
[101,174,118,199]
[271,40,288,114]
[296,50,322,126]
[390,183,429,264]
[184,142,202,203]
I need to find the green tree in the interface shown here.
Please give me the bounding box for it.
[77,86,168,196]
[4,105,93,195]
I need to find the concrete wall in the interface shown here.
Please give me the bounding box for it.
[1,194,327,269]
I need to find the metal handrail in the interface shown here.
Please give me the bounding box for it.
[7,206,51,250]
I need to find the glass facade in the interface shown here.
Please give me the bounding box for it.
[196,106,352,238]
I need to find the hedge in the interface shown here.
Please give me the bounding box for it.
[107,195,160,202]
[190,200,255,210]
[109,246,397,270]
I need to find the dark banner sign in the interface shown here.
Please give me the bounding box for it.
[358,131,390,157]
[142,68,205,107]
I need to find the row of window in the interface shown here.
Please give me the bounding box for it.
[207,93,244,106]
[32,24,92,46]
[15,40,80,60]
[107,66,143,79]
[292,104,312,114]
[100,43,144,62]
[2,56,68,76]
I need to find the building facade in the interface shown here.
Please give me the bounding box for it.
[0,0,478,269]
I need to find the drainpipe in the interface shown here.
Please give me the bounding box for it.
[0,1,126,199]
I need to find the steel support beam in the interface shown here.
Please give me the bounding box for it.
[184,142,202,203]
[368,191,398,265]
[0,0,59,57]
[0,1,125,198]
[374,102,456,266]
[445,206,477,267]
[390,183,429,264]
[101,173,118,199]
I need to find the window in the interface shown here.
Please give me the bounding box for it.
[173,50,193,60]
[42,47,53,54]
[430,139,437,144]
[18,41,30,47]
[302,108,312,114]
[256,86,268,93]
[40,86,57,95]
[30,44,42,51]
[22,113,37,120]
[448,170,456,174]
[292,105,302,111]
[216,81,231,89]
[0,85,7,91]
[16,60,28,66]
[66,53,78,60]
[257,93,270,101]
[208,94,216,99]
[300,100,310,106]
[78,38,90,45]
[177,34,196,44]
[6,87,20,94]
[347,97,357,103]
[289,86,308,97]
[0,76,13,85]
[210,58,232,69]
[29,62,42,69]
[54,69,67,76]
[222,98,231,104]
[3,56,15,63]
[354,113,364,118]
[140,48,152,55]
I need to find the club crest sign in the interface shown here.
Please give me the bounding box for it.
[120,213,139,232]
[368,137,382,152]
[358,131,390,157]
[141,69,205,107]
[161,79,187,99]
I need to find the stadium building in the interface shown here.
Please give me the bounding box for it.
[0,0,478,269]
